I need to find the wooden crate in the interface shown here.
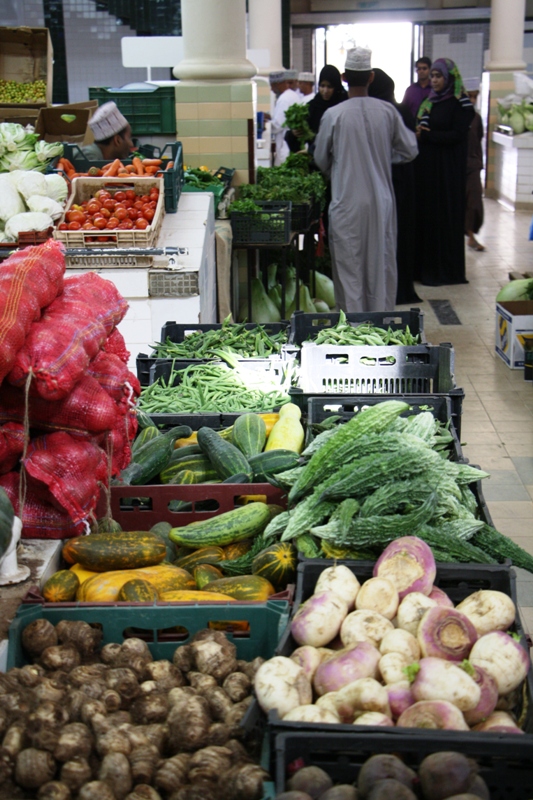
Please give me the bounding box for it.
[0,26,53,107]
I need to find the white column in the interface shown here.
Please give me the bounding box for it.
[485,0,526,71]
[173,0,256,80]
[249,0,284,74]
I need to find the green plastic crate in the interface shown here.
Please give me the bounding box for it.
[88,85,176,136]
[7,600,290,669]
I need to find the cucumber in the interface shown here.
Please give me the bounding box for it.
[232,413,267,458]
[168,444,202,460]
[197,427,253,481]
[136,408,155,429]
[132,426,161,454]
[248,449,301,480]
[221,473,251,484]
[169,501,271,548]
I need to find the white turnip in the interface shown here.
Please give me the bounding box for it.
[340,609,394,649]
[428,586,454,608]
[315,565,360,610]
[373,536,436,599]
[396,592,437,636]
[456,590,516,636]
[282,704,339,723]
[316,692,342,718]
[396,700,469,730]
[473,710,524,734]
[409,657,480,711]
[313,641,381,696]
[291,591,348,648]
[333,677,391,722]
[254,656,312,717]
[379,629,420,661]
[385,681,415,720]
[469,631,530,695]
[353,711,394,726]
[290,646,323,681]
[379,651,411,685]
[417,606,478,661]
[355,577,399,620]
[462,663,499,726]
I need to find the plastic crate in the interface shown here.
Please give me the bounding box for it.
[231,201,292,245]
[88,85,176,136]
[305,394,464,461]
[136,321,290,385]
[272,731,533,799]
[289,308,426,346]
[290,202,312,232]
[7,599,289,670]
[213,166,236,186]
[0,227,54,259]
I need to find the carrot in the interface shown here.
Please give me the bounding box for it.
[165,161,174,170]
[61,158,76,173]
[143,165,159,175]
[102,159,122,177]
[126,164,137,173]
[140,158,162,167]
[132,157,145,175]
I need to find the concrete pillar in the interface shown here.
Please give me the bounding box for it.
[173,0,256,80]
[485,0,526,71]
[249,0,284,74]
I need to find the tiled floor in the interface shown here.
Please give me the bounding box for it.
[399,197,533,632]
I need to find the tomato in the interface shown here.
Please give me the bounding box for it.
[87,201,101,214]
[123,200,133,209]
[115,207,128,220]
[106,218,119,229]
[135,217,149,230]
[66,210,85,224]
[127,208,138,220]
[71,203,84,211]
[103,198,116,211]
[114,191,126,202]
[99,208,111,219]
[122,219,134,229]
[93,217,107,230]
[68,221,81,230]
[95,190,110,200]
[125,189,136,201]
[58,222,68,230]
[143,208,155,222]
[133,200,144,211]
[82,222,93,230]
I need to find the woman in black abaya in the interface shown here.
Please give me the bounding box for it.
[414,58,474,286]
[285,64,348,153]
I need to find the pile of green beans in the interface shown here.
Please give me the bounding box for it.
[139,362,291,414]
[312,311,420,346]
[151,317,287,359]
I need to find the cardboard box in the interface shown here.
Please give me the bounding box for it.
[495,300,533,368]
[0,26,53,107]
[35,101,98,144]
[0,106,40,126]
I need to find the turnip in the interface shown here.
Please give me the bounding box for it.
[282,704,339,723]
[456,590,516,636]
[418,752,478,800]
[316,691,342,718]
[373,536,436,599]
[275,793,313,800]
[367,780,417,800]
[396,592,437,636]
[313,641,381,696]
[317,647,335,662]
[462,663,499,726]
[379,651,411,684]
[290,646,323,681]
[428,586,454,608]
[409,657,480,711]
[396,700,469,730]
[320,786,358,800]
[291,591,348,647]
[254,656,312,717]
[385,680,415,719]
[353,711,394,727]
[379,628,420,661]
[469,631,530,694]
[473,710,524,734]
[357,754,417,798]
[288,766,332,799]
[340,609,394,649]
[315,565,361,610]
[333,677,391,722]
[417,606,478,661]
[355,577,399,620]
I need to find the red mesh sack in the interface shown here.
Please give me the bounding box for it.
[0,423,25,475]
[0,472,81,539]
[23,431,108,525]
[87,351,141,404]
[104,328,130,364]
[0,240,65,385]
[0,376,119,437]
[9,272,128,401]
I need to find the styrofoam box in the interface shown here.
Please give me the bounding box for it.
[495,300,533,368]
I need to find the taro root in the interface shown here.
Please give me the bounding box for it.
[26,718,61,753]
[15,747,56,789]
[40,644,81,672]
[129,692,169,724]
[37,781,72,800]
[206,722,232,746]
[144,660,184,691]
[222,672,251,703]
[203,686,233,721]
[99,751,133,800]
[60,757,93,793]
[190,638,237,681]
[154,752,191,793]
[32,700,70,729]
[188,672,218,694]
[96,728,132,757]
[167,694,211,752]
[188,745,233,782]
[173,645,194,674]
[140,681,158,695]
[367,780,417,799]
[55,621,102,657]
[101,643,122,664]
[171,785,217,800]
[18,664,45,687]
[168,686,198,710]
[54,722,93,762]
[142,723,168,753]
[224,697,252,733]
[288,766,333,799]
[275,794,314,800]
[21,619,58,658]
[106,668,141,703]
[2,720,27,757]
[0,746,13,782]
[218,762,268,800]
[81,699,107,727]
[223,738,250,763]
[102,689,122,713]
[125,787,163,800]
[418,752,478,800]
[34,678,67,705]
[78,781,117,800]
[129,743,160,784]
[358,754,417,798]
[0,690,33,716]
[69,664,108,687]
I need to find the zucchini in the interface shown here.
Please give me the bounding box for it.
[232,413,267,458]
[136,408,155,429]
[248,449,301,480]
[197,427,253,481]
[132,426,160,454]
[169,501,271,548]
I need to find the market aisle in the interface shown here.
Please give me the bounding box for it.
[400,197,533,632]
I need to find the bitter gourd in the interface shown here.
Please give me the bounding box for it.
[471,524,533,573]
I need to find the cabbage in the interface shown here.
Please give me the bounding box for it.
[496,278,533,302]
[34,140,64,163]
[0,174,25,222]
[4,211,54,241]
[0,149,42,172]
[44,173,68,203]
[26,194,64,220]
[16,170,48,199]
[0,122,39,153]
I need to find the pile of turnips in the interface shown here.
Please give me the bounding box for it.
[274,752,492,800]
[254,536,530,732]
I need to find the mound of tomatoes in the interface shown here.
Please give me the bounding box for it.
[57,187,159,238]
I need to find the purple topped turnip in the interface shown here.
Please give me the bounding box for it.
[373,536,436,599]
[462,663,498,726]
[408,657,480,711]
[396,592,437,636]
[428,586,454,608]
[385,680,415,720]
[254,656,312,717]
[340,610,394,649]
[456,590,516,636]
[315,565,361,610]
[355,577,399,620]
[473,710,524,734]
[417,606,478,661]
[313,641,381,696]
[353,711,394,727]
[469,631,530,695]
[379,629,420,662]
[291,591,348,648]
[396,700,469,730]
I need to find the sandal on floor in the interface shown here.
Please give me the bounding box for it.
[467,241,485,251]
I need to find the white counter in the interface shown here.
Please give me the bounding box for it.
[491,131,533,209]
[67,192,217,370]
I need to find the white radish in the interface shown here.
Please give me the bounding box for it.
[340,609,394,649]
[410,657,481,712]
[469,631,530,695]
[379,651,411,685]
[456,590,516,636]
[315,565,361,610]
[396,592,437,636]
[353,712,394,727]
[290,646,323,681]
[291,591,348,647]
[355,577,399,620]
[254,656,312,718]
[380,628,420,661]
[333,677,391,722]
[282,705,339,723]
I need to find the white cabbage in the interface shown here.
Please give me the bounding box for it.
[5,211,54,241]
[0,174,25,222]
[16,170,48,200]
[44,173,68,203]
[26,194,65,220]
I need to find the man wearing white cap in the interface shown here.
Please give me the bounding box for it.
[298,72,316,103]
[269,70,302,166]
[314,46,418,312]
[80,101,134,161]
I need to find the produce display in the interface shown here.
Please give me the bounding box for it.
[254,546,530,734]
[184,166,224,190]
[239,153,325,209]
[56,154,173,180]
[0,621,268,799]
[305,310,420,346]
[0,122,63,174]
[496,277,533,302]
[0,162,68,243]
[0,77,46,103]
[56,184,160,234]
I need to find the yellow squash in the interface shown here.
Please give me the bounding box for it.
[265,403,304,453]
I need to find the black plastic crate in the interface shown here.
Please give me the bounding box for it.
[88,85,176,135]
[273,731,533,799]
[290,201,312,232]
[213,166,235,187]
[289,308,426,346]
[231,201,292,245]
